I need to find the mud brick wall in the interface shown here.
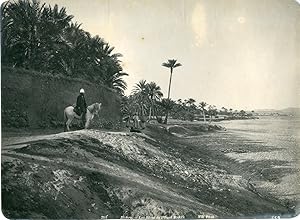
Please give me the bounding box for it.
[2,67,121,129]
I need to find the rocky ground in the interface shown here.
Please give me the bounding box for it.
[1,123,297,219]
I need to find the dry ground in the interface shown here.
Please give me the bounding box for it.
[1,123,297,218]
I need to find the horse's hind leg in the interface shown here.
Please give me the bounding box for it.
[66,119,72,131]
[64,111,67,132]
[64,117,68,132]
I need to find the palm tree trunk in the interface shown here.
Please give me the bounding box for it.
[167,68,173,99]
[164,112,169,124]
[149,106,152,120]
[203,110,206,122]
[149,99,154,120]
[164,68,173,124]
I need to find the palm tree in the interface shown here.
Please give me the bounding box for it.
[103,72,128,95]
[1,0,128,94]
[158,98,175,116]
[132,79,147,95]
[229,108,233,118]
[147,82,163,120]
[132,80,163,120]
[208,105,217,122]
[234,110,238,116]
[177,99,183,105]
[2,0,46,67]
[162,59,182,123]
[2,0,73,69]
[199,102,207,122]
[132,80,149,117]
[239,110,246,117]
[221,107,228,115]
[182,98,195,121]
[186,98,196,108]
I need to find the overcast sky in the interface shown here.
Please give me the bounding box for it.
[43,0,300,110]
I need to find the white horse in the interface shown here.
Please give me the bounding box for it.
[64,102,102,131]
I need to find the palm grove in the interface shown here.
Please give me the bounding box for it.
[2,0,255,126]
[1,0,127,94]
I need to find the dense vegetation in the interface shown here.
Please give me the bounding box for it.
[121,79,256,124]
[1,0,127,94]
[1,0,256,128]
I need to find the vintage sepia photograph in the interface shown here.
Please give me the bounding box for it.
[1,0,300,219]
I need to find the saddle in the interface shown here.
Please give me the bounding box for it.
[73,106,82,116]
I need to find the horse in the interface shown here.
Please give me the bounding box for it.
[63,102,102,131]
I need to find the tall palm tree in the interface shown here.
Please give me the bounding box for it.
[147,82,163,119]
[162,59,182,123]
[199,102,207,122]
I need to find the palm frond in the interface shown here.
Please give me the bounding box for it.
[162,59,182,69]
[162,62,171,68]
[174,63,182,68]
[132,79,147,94]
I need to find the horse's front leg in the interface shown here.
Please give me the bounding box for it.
[84,119,90,129]
[84,112,89,129]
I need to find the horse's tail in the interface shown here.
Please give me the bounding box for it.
[63,109,67,132]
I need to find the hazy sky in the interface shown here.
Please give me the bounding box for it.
[43,0,300,110]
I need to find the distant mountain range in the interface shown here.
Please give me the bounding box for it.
[254,107,300,116]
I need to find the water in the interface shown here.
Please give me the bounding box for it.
[217,116,300,203]
[217,116,300,163]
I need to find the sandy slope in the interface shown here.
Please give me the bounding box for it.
[1,125,294,219]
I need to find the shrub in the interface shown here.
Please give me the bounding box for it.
[2,109,29,128]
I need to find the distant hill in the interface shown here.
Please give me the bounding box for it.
[254,107,300,116]
[280,107,300,113]
[254,109,277,113]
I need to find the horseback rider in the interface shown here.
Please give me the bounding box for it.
[74,88,87,127]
